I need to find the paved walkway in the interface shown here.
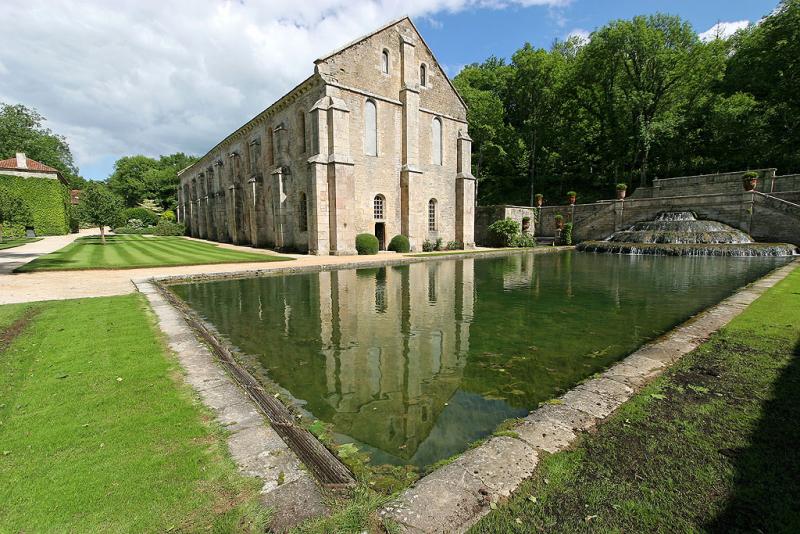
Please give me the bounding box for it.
[0,237,532,304]
[0,229,100,275]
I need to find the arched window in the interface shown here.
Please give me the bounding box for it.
[381,49,389,74]
[298,192,308,232]
[420,64,427,87]
[431,117,443,165]
[428,198,437,231]
[365,100,378,156]
[374,194,385,220]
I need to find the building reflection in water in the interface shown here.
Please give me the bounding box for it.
[171,252,786,468]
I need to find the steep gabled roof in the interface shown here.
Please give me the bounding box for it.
[315,16,467,109]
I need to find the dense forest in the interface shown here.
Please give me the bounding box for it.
[453,0,800,205]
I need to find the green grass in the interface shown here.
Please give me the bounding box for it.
[0,237,42,250]
[14,234,290,272]
[472,266,800,533]
[0,295,269,532]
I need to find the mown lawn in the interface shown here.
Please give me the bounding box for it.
[0,237,42,250]
[472,265,800,533]
[0,295,269,532]
[14,234,290,272]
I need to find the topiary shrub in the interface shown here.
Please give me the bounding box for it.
[356,233,379,255]
[422,239,435,252]
[488,218,521,247]
[161,209,176,222]
[561,222,574,245]
[387,234,410,253]
[116,207,159,228]
[446,240,463,250]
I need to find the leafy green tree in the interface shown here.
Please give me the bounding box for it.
[107,153,198,209]
[79,183,122,244]
[0,103,81,183]
[0,187,33,242]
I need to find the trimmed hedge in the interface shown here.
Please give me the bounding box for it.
[356,233,379,255]
[0,174,69,236]
[387,234,410,253]
[117,207,159,228]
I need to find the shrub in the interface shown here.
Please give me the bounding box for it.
[488,218,521,247]
[616,183,628,191]
[422,239,435,252]
[434,237,444,251]
[511,233,536,247]
[562,222,574,245]
[554,214,564,223]
[153,219,186,236]
[534,193,543,200]
[387,234,410,253]
[446,240,463,250]
[566,191,577,197]
[127,218,145,229]
[742,171,759,180]
[117,207,159,228]
[356,233,379,255]
[161,209,176,222]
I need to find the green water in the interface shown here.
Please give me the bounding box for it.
[170,251,788,469]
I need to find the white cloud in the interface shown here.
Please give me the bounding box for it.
[0,0,567,179]
[699,20,750,42]
[566,28,590,45]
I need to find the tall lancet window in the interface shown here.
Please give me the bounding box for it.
[420,64,427,87]
[381,49,389,74]
[365,99,378,156]
[431,117,443,165]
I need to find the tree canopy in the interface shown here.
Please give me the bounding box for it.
[454,1,800,205]
[0,103,82,187]
[79,182,122,243]
[107,153,198,210]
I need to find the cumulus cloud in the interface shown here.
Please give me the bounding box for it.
[0,0,568,179]
[698,20,750,42]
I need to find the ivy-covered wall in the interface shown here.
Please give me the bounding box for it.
[1,174,70,236]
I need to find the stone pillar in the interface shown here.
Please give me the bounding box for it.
[325,94,356,255]
[399,34,425,251]
[455,130,476,248]
[196,173,207,239]
[247,176,259,247]
[308,96,332,255]
[176,188,183,223]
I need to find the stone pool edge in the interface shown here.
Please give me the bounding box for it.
[149,246,573,286]
[134,280,330,531]
[379,258,800,533]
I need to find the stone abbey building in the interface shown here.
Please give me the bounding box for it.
[177,17,475,254]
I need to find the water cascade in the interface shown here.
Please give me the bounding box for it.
[577,211,796,256]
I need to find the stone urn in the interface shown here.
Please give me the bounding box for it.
[616,189,626,200]
[567,192,577,205]
[535,195,543,207]
[743,172,758,191]
[554,216,564,230]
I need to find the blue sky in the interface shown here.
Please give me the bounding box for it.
[0,0,780,181]
[418,0,777,75]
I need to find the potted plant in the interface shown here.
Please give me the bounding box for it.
[742,171,759,191]
[554,213,564,230]
[534,193,544,207]
[566,191,577,205]
[616,183,627,199]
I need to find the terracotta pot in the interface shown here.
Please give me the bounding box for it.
[568,195,576,205]
[535,198,543,207]
[555,219,564,230]
[616,189,626,200]
[743,178,758,191]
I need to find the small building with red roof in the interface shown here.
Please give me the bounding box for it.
[0,152,72,235]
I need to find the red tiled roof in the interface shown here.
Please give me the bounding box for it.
[0,155,60,173]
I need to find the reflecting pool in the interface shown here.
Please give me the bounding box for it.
[170,251,788,468]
